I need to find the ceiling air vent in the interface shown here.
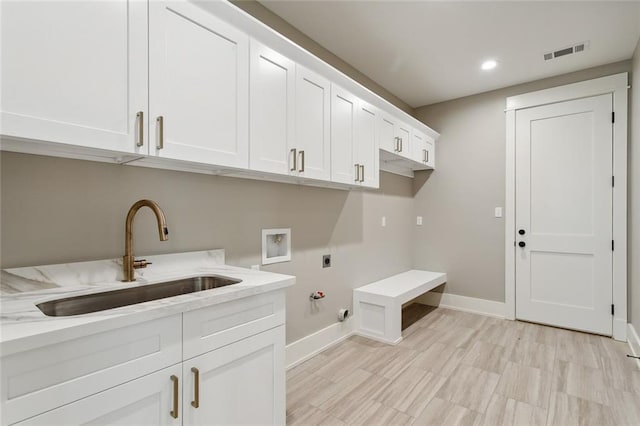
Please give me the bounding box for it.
[544,42,589,61]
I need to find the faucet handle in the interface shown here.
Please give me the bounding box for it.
[133,259,152,269]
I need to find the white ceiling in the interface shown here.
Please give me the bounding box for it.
[258,1,640,107]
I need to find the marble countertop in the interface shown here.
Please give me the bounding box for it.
[0,250,295,356]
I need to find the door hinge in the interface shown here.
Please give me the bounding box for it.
[612,111,615,123]
[611,304,615,316]
[612,240,615,251]
[612,176,615,187]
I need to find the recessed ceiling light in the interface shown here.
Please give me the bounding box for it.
[481,60,497,70]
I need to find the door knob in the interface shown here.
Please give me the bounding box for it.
[518,229,526,235]
[518,241,526,247]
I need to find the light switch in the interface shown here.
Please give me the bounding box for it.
[495,207,503,218]
[417,216,423,226]
[381,216,386,227]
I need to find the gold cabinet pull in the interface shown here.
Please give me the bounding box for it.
[156,116,164,150]
[170,374,179,419]
[399,137,403,152]
[191,367,200,408]
[299,150,305,172]
[426,149,429,163]
[423,149,427,163]
[360,165,365,182]
[290,148,297,171]
[136,111,144,147]
[354,163,360,182]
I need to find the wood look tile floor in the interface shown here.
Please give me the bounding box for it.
[286,306,640,425]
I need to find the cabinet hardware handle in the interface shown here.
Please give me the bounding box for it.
[156,116,164,150]
[299,150,305,172]
[354,163,360,182]
[136,111,144,147]
[170,375,179,419]
[290,148,297,171]
[423,149,427,163]
[191,367,200,408]
[394,137,399,152]
[426,150,429,163]
[360,165,364,182]
[399,137,403,152]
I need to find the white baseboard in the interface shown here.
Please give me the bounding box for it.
[285,318,355,369]
[416,292,507,319]
[627,323,640,369]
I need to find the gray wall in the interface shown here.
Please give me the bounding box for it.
[0,152,415,343]
[230,0,414,116]
[631,39,640,331]
[413,60,632,303]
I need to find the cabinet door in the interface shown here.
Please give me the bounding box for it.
[249,40,296,175]
[17,365,182,426]
[356,101,380,188]
[330,85,357,185]
[149,0,249,167]
[412,131,435,169]
[378,114,398,154]
[0,0,147,154]
[295,66,331,181]
[395,122,412,159]
[426,138,436,168]
[183,326,285,426]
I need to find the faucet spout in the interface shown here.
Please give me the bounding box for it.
[123,199,169,282]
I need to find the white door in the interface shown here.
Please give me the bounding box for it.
[295,66,331,181]
[183,326,285,426]
[249,40,295,175]
[0,0,147,154]
[17,365,182,426]
[515,94,613,335]
[355,101,379,188]
[331,85,357,185]
[149,0,249,167]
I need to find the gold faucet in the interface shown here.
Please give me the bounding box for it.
[122,199,169,282]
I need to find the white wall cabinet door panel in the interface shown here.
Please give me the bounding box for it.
[411,130,434,168]
[356,101,379,188]
[295,66,331,181]
[395,122,412,159]
[16,365,182,426]
[0,0,147,154]
[515,94,613,336]
[331,85,357,185]
[249,40,295,175]
[149,0,249,168]
[182,326,285,426]
[378,114,397,154]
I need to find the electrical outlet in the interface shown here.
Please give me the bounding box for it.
[322,254,331,268]
[417,216,423,226]
[495,207,503,218]
[381,216,386,227]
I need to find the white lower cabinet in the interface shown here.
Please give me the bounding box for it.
[2,291,286,425]
[17,365,182,426]
[183,326,285,426]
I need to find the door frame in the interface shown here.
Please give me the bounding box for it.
[504,72,628,341]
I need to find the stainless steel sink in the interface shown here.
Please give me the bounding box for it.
[36,275,242,317]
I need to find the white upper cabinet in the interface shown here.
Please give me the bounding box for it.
[355,101,380,188]
[249,40,295,175]
[378,112,412,160]
[0,0,147,154]
[331,85,357,185]
[149,0,249,168]
[411,130,435,169]
[295,66,331,181]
